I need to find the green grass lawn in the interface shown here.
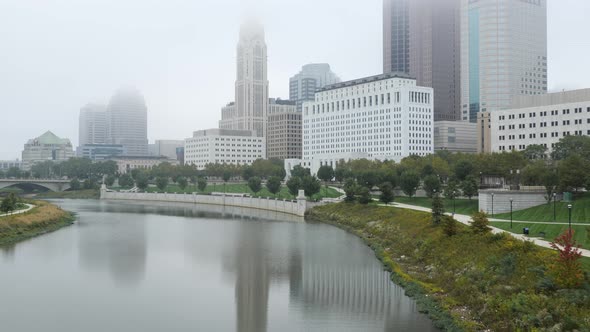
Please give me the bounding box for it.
[494,193,590,223]
[144,183,342,200]
[394,196,479,215]
[491,221,590,249]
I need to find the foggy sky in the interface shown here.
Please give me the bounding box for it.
[0,0,589,159]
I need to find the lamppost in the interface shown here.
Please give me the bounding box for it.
[553,192,557,222]
[491,192,494,217]
[510,198,513,229]
[568,204,572,235]
[453,190,457,218]
[479,172,483,186]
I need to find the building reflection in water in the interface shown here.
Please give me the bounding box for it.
[77,210,147,286]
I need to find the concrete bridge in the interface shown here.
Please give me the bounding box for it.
[0,179,71,192]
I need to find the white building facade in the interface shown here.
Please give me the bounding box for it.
[184,129,265,170]
[79,103,107,146]
[434,121,477,153]
[109,156,179,174]
[21,131,75,170]
[490,89,590,154]
[300,73,434,175]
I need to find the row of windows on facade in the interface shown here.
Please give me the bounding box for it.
[307,91,430,115]
[498,107,590,121]
[499,118,590,130]
[498,133,590,152]
[316,80,414,99]
[498,130,590,141]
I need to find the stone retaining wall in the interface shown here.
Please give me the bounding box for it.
[479,190,547,215]
[100,186,308,217]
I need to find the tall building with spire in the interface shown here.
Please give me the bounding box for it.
[220,20,269,138]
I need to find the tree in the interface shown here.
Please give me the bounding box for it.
[521,160,549,186]
[70,178,81,191]
[130,168,141,181]
[317,165,334,186]
[550,135,590,161]
[343,178,358,202]
[442,215,458,236]
[558,155,589,192]
[118,174,134,188]
[104,175,116,187]
[400,171,420,197]
[454,160,474,181]
[248,177,262,195]
[178,177,188,191]
[423,174,441,198]
[301,175,321,199]
[266,176,282,197]
[83,179,96,190]
[334,167,352,183]
[549,230,584,289]
[461,175,479,200]
[470,211,491,234]
[379,182,394,205]
[523,144,548,160]
[156,177,169,191]
[431,193,444,225]
[135,173,149,191]
[197,177,207,192]
[5,167,21,178]
[222,170,232,183]
[444,179,459,200]
[190,176,197,190]
[0,193,17,214]
[286,176,301,197]
[241,166,254,181]
[290,165,310,178]
[543,169,559,203]
[357,186,371,204]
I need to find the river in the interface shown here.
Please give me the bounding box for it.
[0,199,437,332]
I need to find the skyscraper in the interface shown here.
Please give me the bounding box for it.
[409,0,461,121]
[106,88,148,156]
[78,103,107,146]
[219,20,269,138]
[384,0,461,121]
[289,64,340,112]
[461,0,547,122]
[383,0,410,74]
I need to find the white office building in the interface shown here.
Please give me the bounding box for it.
[106,88,149,156]
[79,103,107,146]
[461,0,547,122]
[490,89,590,154]
[434,121,477,153]
[298,73,433,175]
[184,129,266,170]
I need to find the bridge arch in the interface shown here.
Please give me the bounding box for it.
[0,180,70,192]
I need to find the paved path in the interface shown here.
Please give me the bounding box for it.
[0,203,35,218]
[388,202,590,258]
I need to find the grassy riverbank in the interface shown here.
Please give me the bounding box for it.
[494,193,590,223]
[35,189,99,199]
[307,203,590,331]
[394,196,479,215]
[0,201,75,246]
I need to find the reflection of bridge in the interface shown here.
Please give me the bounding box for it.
[0,179,70,192]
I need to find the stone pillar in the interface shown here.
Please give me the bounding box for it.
[100,184,107,200]
[297,189,306,217]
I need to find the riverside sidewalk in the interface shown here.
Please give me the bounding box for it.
[388,202,590,258]
[0,203,34,218]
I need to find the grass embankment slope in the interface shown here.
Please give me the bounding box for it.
[394,196,479,215]
[0,201,75,246]
[143,183,342,200]
[35,189,99,199]
[494,193,590,223]
[307,203,590,331]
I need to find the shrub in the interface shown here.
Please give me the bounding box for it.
[442,215,458,236]
[379,182,394,205]
[70,178,81,190]
[549,230,584,289]
[197,177,207,192]
[286,176,301,197]
[156,177,169,191]
[471,211,491,234]
[248,176,262,195]
[431,193,444,225]
[343,178,357,202]
[357,187,371,205]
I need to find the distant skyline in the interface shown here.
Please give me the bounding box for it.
[0,0,589,159]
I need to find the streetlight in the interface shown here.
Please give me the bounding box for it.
[453,190,457,218]
[491,192,494,217]
[568,204,572,235]
[553,192,557,222]
[510,198,513,229]
[479,172,483,186]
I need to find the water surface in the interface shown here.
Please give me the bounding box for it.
[0,200,437,332]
